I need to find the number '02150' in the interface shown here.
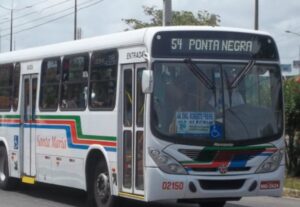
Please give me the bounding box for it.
[162,181,184,190]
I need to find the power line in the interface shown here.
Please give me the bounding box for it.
[0,10,10,21]
[0,4,10,10]
[1,0,99,31]
[39,0,73,14]
[0,0,73,24]
[1,0,104,38]
[23,0,54,9]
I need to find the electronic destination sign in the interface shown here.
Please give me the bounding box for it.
[152,31,279,61]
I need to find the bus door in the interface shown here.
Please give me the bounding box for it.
[121,64,146,196]
[21,74,38,177]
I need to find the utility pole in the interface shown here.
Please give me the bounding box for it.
[0,31,2,53]
[77,27,82,40]
[163,0,172,26]
[10,0,14,51]
[10,8,13,51]
[74,0,77,40]
[254,0,259,30]
[0,1,31,51]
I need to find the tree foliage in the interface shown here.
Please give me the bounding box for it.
[123,6,220,30]
[284,77,300,175]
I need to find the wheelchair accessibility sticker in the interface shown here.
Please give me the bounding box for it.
[14,135,19,150]
[210,124,222,140]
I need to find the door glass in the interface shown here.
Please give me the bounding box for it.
[24,79,30,122]
[123,130,132,189]
[135,131,144,190]
[136,69,145,127]
[32,78,37,120]
[123,70,133,127]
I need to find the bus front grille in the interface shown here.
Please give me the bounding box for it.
[191,167,251,172]
[199,179,245,190]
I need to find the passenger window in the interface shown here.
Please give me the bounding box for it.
[0,64,13,110]
[61,54,89,110]
[40,58,61,110]
[89,50,118,110]
[12,63,21,111]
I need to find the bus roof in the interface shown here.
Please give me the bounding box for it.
[0,26,273,64]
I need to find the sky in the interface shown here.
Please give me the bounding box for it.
[0,0,300,69]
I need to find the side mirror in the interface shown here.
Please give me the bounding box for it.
[142,70,153,94]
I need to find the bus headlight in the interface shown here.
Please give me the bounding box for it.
[256,149,284,174]
[149,148,187,175]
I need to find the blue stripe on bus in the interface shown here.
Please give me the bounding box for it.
[30,124,88,150]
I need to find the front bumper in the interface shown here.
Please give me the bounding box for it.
[145,165,284,201]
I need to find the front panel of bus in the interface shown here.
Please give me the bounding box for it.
[144,30,284,201]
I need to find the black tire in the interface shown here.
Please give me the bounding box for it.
[199,201,226,207]
[0,146,18,190]
[88,161,117,207]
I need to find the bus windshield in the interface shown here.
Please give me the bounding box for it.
[151,61,283,144]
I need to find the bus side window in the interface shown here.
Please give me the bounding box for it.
[89,50,118,110]
[60,54,89,110]
[39,58,61,111]
[0,63,13,111]
[12,63,20,111]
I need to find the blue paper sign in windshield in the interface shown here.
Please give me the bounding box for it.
[176,112,215,134]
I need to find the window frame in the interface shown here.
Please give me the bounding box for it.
[60,53,89,111]
[12,62,21,112]
[39,57,62,112]
[0,63,13,111]
[150,60,284,147]
[88,49,118,111]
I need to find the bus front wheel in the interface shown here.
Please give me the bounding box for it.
[0,146,18,190]
[91,161,117,207]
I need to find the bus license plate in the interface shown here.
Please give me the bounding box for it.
[260,181,280,190]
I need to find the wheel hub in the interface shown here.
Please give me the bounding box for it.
[0,155,6,182]
[0,173,5,182]
[96,173,110,201]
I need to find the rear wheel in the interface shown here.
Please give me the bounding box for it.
[0,146,18,190]
[199,201,226,207]
[89,161,117,207]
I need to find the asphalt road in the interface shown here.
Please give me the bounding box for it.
[0,183,299,207]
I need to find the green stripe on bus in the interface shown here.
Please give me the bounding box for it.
[0,115,20,119]
[37,115,117,142]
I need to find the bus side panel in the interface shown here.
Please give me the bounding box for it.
[34,111,118,190]
[0,129,21,179]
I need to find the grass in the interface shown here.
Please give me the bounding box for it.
[284,176,300,198]
[284,176,300,190]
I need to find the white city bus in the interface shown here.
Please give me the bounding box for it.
[0,27,284,207]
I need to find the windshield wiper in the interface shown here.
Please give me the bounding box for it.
[183,58,214,89]
[230,60,255,88]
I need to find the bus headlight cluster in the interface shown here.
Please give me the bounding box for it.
[149,148,187,175]
[256,149,284,174]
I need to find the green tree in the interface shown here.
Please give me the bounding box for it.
[284,77,300,175]
[123,6,220,30]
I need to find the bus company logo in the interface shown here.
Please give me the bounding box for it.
[218,164,228,174]
[27,65,34,70]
